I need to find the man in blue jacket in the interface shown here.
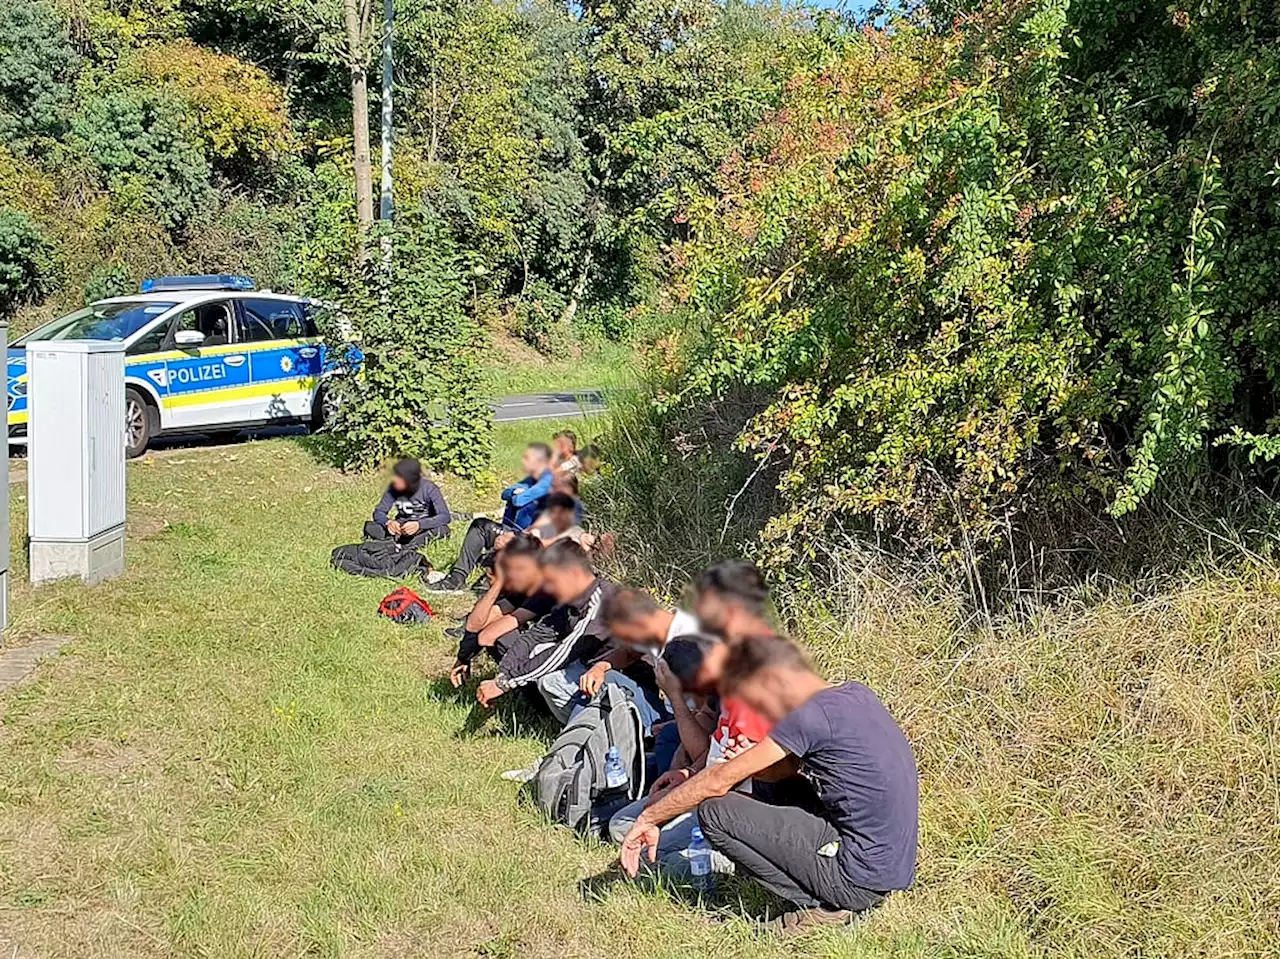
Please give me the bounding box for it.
[363,458,452,548]
[429,443,554,592]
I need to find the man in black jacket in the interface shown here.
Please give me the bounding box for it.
[364,458,452,548]
[475,541,615,719]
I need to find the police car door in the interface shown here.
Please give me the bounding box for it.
[162,300,252,429]
[235,298,321,423]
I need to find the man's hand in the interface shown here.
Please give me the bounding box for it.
[450,662,470,688]
[386,520,402,536]
[579,662,610,697]
[654,658,682,698]
[495,531,515,551]
[620,817,661,877]
[401,520,420,536]
[648,768,690,801]
[722,735,756,761]
[477,679,504,708]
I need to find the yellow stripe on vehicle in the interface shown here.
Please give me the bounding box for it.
[8,411,28,426]
[161,378,318,409]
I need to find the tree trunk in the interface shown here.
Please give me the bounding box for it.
[345,0,374,230]
[559,248,592,327]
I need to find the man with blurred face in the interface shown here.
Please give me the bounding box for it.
[429,443,553,592]
[693,560,774,643]
[451,536,553,687]
[364,458,452,547]
[619,635,919,938]
[473,541,616,719]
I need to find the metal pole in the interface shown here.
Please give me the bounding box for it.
[379,0,394,223]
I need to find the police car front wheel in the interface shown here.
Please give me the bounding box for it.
[124,388,153,458]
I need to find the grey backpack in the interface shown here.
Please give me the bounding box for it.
[532,683,646,836]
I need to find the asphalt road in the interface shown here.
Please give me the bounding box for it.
[492,390,607,423]
[7,390,608,479]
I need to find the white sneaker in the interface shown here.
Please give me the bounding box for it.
[501,760,542,784]
[426,570,447,584]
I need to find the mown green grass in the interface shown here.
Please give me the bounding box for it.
[3,425,1279,958]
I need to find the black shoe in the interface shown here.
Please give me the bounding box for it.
[426,571,468,593]
[444,626,464,640]
[472,574,492,593]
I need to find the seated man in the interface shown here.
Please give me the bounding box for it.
[582,587,701,694]
[474,541,615,721]
[429,443,554,592]
[530,492,588,546]
[553,430,580,473]
[607,633,771,879]
[620,635,919,938]
[450,535,554,687]
[363,458,452,548]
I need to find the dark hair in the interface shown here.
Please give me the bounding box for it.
[602,587,662,625]
[539,539,593,573]
[501,534,543,560]
[553,430,578,451]
[722,635,808,691]
[662,633,722,688]
[392,458,422,487]
[527,442,553,462]
[696,560,768,614]
[546,492,577,512]
[581,444,601,460]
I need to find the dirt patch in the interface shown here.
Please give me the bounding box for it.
[55,740,148,778]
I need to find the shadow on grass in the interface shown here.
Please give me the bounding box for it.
[577,862,778,922]
[424,674,559,742]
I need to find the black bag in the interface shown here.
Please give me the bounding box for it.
[532,684,646,837]
[330,539,431,579]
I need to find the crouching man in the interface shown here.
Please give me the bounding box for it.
[364,458,451,547]
[619,635,918,938]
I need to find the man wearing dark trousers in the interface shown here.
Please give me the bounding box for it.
[364,458,452,548]
[620,635,918,938]
[429,443,554,592]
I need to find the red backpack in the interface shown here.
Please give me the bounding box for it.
[378,586,434,625]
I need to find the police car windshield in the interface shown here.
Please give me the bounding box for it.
[18,301,177,345]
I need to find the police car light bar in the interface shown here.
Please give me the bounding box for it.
[140,274,256,293]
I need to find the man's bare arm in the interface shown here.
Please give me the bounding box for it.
[478,615,519,647]
[640,737,789,827]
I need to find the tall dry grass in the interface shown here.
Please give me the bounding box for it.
[590,390,1280,956]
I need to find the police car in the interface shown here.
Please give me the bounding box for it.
[8,275,352,458]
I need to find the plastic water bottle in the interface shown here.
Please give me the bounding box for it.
[603,745,628,789]
[688,826,714,893]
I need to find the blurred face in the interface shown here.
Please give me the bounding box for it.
[730,668,790,723]
[608,616,660,653]
[522,447,548,476]
[541,564,591,603]
[693,642,729,693]
[555,436,573,457]
[548,505,575,532]
[694,590,731,636]
[501,553,541,594]
[390,474,408,494]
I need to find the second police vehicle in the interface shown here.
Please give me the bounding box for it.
[8,275,355,457]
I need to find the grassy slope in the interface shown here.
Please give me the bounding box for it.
[484,334,634,397]
[2,421,1278,957]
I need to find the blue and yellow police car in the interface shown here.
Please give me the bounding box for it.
[7,275,350,457]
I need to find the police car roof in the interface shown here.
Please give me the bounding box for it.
[94,290,303,307]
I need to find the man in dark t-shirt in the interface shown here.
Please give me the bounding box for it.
[619,634,918,937]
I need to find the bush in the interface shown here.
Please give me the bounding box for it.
[320,216,493,476]
[645,0,1280,561]
[0,0,79,146]
[0,207,51,315]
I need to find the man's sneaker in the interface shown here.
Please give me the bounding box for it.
[444,626,464,640]
[425,571,468,593]
[425,570,448,584]
[767,907,853,938]
[500,759,543,784]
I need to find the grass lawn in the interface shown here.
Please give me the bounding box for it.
[484,335,635,398]
[0,424,847,959]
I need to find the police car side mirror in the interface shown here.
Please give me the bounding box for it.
[174,330,206,348]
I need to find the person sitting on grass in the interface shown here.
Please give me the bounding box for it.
[429,443,554,592]
[474,540,616,722]
[553,430,581,474]
[450,535,555,688]
[607,633,772,879]
[530,492,588,547]
[364,458,452,547]
[620,635,919,938]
